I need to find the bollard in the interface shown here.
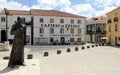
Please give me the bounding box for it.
[27,54,33,59]
[57,50,61,54]
[3,56,10,60]
[81,46,85,50]
[67,48,71,52]
[91,45,94,48]
[102,43,104,46]
[75,47,79,51]
[95,44,98,47]
[87,46,90,49]
[44,52,49,57]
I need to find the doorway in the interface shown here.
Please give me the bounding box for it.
[115,37,117,45]
[1,30,7,43]
[60,37,65,44]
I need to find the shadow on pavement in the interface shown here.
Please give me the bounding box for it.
[0,66,20,74]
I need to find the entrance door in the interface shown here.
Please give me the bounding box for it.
[1,30,6,43]
[115,37,117,45]
[50,38,54,42]
[61,37,65,44]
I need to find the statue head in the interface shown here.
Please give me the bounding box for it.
[17,16,21,22]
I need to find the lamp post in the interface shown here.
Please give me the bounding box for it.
[4,8,9,41]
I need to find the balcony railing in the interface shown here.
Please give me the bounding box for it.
[87,31,96,34]
[102,31,106,34]
[107,19,112,23]
[114,17,118,22]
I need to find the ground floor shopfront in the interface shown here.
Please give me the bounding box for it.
[86,34,106,43]
[26,34,83,45]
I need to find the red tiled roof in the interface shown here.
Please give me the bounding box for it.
[0,8,86,18]
[31,9,86,18]
[87,16,106,22]
[1,8,30,15]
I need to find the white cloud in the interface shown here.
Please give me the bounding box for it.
[0,0,119,18]
[0,0,30,11]
[37,0,58,10]
[116,0,120,6]
[57,0,71,7]
[61,3,96,18]
[94,6,116,17]
[94,0,112,7]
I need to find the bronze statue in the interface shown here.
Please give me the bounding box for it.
[8,17,26,68]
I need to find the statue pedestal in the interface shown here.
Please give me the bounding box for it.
[4,41,9,50]
[0,41,9,51]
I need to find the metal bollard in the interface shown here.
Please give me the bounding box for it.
[75,47,79,51]
[27,54,33,59]
[44,52,49,57]
[81,46,85,50]
[57,50,61,54]
[67,48,71,52]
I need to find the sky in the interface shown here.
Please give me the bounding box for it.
[0,0,119,18]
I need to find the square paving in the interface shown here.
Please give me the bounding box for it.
[0,45,120,75]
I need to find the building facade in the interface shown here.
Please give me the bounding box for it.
[86,16,106,43]
[106,7,120,46]
[0,8,86,45]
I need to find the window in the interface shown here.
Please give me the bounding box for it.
[70,19,74,24]
[115,12,118,17]
[21,18,25,23]
[78,19,81,24]
[96,24,101,32]
[40,18,44,23]
[1,17,5,22]
[60,28,64,33]
[40,28,44,34]
[78,28,81,34]
[115,24,118,31]
[50,38,54,42]
[87,25,92,31]
[70,38,74,42]
[77,38,81,42]
[92,25,95,32]
[103,24,106,32]
[60,19,64,23]
[49,28,54,34]
[108,15,111,19]
[109,26,111,32]
[50,18,54,23]
[70,28,74,34]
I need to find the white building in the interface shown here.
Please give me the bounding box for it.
[0,8,86,45]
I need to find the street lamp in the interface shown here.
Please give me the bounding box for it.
[4,8,9,41]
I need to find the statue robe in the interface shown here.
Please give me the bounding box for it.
[8,22,25,67]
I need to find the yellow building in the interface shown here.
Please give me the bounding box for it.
[106,7,120,46]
